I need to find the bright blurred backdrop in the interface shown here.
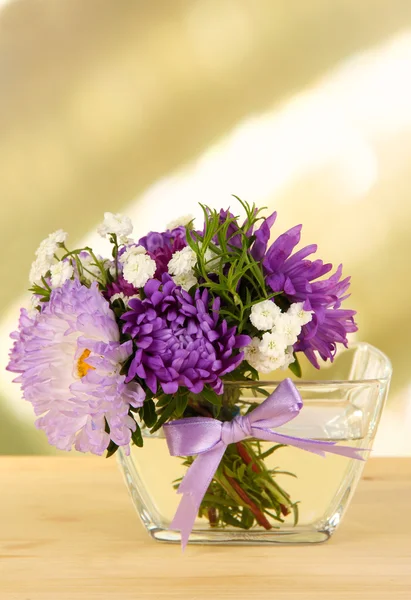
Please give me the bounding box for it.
[0,0,410,455]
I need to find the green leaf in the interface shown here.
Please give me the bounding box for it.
[292,502,300,526]
[241,361,259,381]
[258,444,287,460]
[119,354,133,376]
[156,393,172,408]
[236,463,246,482]
[106,440,119,458]
[240,507,254,529]
[201,387,223,406]
[142,399,157,428]
[175,393,188,418]
[253,387,271,398]
[202,494,233,508]
[265,510,284,524]
[288,353,302,378]
[273,470,298,478]
[150,397,176,434]
[223,466,236,478]
[131,423,144,447]
[220,511,244,529]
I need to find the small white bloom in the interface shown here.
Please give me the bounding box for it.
[244,337,262,363]
[168,246,197,276]
[97,212,133,239]
[35,229,67,262]
[172,271,198,291]
[29,256,51,285]
[245,341,284,374]
[122,253,156,288]
[204,247,219,272]
[50,261,74,288]
[27,294,40,317]
[287,302,313,326]
[258,354,288,374]
[166,214,194,230]
[258,352,294,373]
[80,253,104,281]
[119,245,146,264]
[110,292,127,304]
[274,313,302,346]
[245,336,295,374]
[259,331,287,358]
[107,260,117,278]
[281,347,296,370]
[110,292,141,306]
[250,300,282,331]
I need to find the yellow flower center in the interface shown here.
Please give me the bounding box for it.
[77,349,95,378]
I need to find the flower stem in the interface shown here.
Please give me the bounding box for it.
[224,471,272,530]
[208,507,218,526]
[236,441,260,474]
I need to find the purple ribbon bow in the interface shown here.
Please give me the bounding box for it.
[163,378,366,549]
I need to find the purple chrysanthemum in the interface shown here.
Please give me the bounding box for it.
[262,225,357,367]
[138,226,187,278]
[122,274,250,395]
[7,280,145,455]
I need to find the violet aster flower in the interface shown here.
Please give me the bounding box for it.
[216,207,277,261]
[138,227,187,278]
[122,274,250,395]
[7,280,145,455]
[262,225,357,367]
[215,209,244,248]
[250,211,277,261]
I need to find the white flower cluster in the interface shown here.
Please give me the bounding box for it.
[168,246,198,291]
[120,245,156,288]
[166,214,194,230]
[29,230,68,285]
[50,261,74,289]
[245,300,313,373]
[97,212,133,242]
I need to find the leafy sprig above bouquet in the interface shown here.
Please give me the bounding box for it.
[7,198,357,533]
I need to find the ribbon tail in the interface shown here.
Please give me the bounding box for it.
[253,428,368,460]
[170,443,226,550]
[169,493,199,551]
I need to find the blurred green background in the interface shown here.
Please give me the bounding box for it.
[1,0,410,455]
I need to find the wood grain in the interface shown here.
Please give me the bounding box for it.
[1,457,410,599]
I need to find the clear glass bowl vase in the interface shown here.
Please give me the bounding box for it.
[118,343,391,545]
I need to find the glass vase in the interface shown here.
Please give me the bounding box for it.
[118,342,391,545]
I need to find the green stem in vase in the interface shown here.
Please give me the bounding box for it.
[175,386,299,531]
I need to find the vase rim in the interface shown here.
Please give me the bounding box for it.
[225,342,392,387]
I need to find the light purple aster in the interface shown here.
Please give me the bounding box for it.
[7,279,145,455]
[262,224,357,367]
[122,274,250,395]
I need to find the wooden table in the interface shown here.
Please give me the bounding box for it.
[1,457,410,599]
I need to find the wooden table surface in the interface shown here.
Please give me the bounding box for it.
[1,457,410,600]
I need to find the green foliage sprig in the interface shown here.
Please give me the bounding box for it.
[185,197,281,333]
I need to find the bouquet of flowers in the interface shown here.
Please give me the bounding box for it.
[7,198,361,547]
